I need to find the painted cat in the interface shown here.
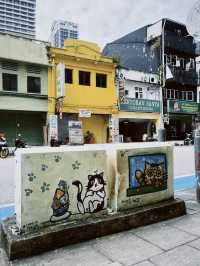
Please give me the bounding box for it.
[72,172,106,214]
[135,161,164,188]
[144,161,164,187]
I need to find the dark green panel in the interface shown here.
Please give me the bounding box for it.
[0,111,46,146]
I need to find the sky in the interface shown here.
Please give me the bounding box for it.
[36,0,199,48]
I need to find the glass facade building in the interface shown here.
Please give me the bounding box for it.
[0,0,36,38]
[50,20,79,48]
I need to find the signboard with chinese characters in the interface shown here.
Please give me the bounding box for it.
[48,115,58,141]
[168,100,199,114]
[117,71,128,104]
[56,63,65,98]
[120,98,160,113]
[68,121,83,145]
[79,110,92,118]
[109,117,119,143]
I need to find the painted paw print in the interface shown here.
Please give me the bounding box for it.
[25,189,33,196]
[41,164,48,171]
[54,155,62,163]
[41,182,50,192]
[72,160,81,170]
[28,173,36,182]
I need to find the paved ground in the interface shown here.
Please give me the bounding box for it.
[0,188,200,266]
[0,145,195,206]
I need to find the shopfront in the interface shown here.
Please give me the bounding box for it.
[166,100,199,140]
[0,111,46,146]
[115,98,161,142]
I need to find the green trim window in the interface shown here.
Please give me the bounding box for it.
[96,73,107,88]
[65,69,73,84]
[2,73,18,91]
[79,71,90,86]
[27,76,41,93]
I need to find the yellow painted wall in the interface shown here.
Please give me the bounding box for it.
[80,115,108,144]
[48,39,118,115]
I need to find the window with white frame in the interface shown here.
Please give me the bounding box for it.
[135,87,143,99]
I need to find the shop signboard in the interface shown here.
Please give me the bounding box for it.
[79,109,92,118]
[56,63,65,98]
[120,98,160,113]
[48,114,58,141]
[68,121,83,145]
[168,100,199,114]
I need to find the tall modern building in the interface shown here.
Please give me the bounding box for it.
[0,0,36,39]
[50,20,79,48]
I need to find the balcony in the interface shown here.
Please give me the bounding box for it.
[167,66,198,86]
[164,30,196,56]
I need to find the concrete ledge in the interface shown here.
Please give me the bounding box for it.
[1,198,186,261]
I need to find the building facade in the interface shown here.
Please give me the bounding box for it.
[104,18,199,141]
[0,0,36,39]
[148,19,198,140]
[48,39,117,144]
[0,34,49,146]
[50,20,79,48]
[113,68,161,142]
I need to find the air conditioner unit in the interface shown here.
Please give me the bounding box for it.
[149,76,157,84]
[143,76,148,82]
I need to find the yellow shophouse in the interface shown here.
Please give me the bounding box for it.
[48,39,118,144]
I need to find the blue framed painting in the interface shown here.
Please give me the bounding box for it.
[127,153,168,196]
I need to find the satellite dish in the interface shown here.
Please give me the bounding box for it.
[187,0,200,41]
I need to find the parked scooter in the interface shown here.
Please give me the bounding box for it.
[184,133,194,145]
[0,136,9,158]
[12,137,28,155]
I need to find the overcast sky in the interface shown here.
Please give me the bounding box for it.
[36,0,198,48]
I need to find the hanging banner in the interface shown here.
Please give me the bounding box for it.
[56,63,65,98]
[48,115,58,141]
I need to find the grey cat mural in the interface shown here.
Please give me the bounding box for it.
[72,172,106,214]
[50,180,71,222]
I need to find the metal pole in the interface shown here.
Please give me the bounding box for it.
[194,129,200,202]
[158,19,167,142]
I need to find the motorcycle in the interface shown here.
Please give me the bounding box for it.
[0,136,9,158]
[13,138,28,154]
[184,133,194,145]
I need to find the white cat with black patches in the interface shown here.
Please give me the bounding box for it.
[72,172,106,214]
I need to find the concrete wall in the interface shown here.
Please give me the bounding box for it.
[0,34,49,66]
[0,96,47,112]
[15,146,108,231]
[15,143,173,232]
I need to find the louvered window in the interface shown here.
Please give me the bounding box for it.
[1,61,18,71]
[26,64,41,74]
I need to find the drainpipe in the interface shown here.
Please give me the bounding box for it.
[158,19,167,142]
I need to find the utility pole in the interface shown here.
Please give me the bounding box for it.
[158,19,167,142]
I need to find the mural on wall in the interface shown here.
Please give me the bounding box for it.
[72,172,106,214]
[17,150,107,231]
[50,180,71,222]
[127,153,168,196]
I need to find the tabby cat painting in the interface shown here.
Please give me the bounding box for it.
[127,154,168,196]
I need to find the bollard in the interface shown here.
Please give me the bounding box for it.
[194,129,200,202]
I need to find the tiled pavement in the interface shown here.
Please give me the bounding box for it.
[1,188,200,266]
